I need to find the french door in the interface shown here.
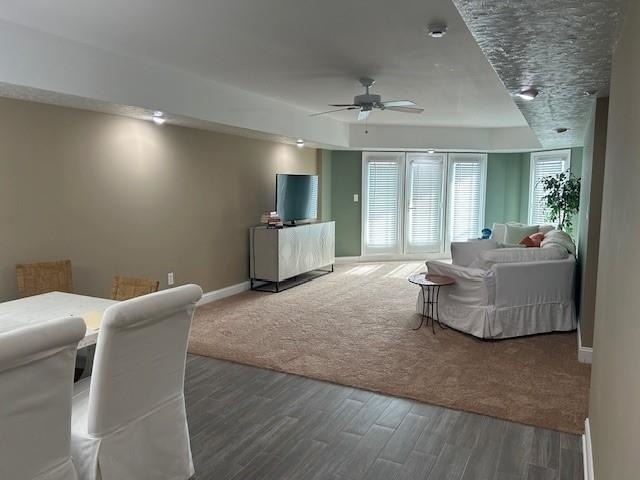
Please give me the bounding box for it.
[404,152,447,254]
[362,152,404,255]
[362,151,487,256]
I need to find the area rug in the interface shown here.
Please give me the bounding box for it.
[189,262,591,434]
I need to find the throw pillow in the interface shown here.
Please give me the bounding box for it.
[519,236,536,247]
[504,224,539,245]
[520,232,545,247]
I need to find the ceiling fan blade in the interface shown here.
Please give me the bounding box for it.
[381,100,417,108]
[385,106,424,114]
[309,106,358,117]
[329,104,357,107]
[357,110,371,121]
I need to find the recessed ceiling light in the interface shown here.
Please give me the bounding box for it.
[516,88,539,101]
[556,127,569,134]
[151,110,166,125]
[427,149,436,154]
[427,24,448,38]
[584,89,598,97]
[296,139,305,148]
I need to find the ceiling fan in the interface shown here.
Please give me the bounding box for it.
[310,77,424,121]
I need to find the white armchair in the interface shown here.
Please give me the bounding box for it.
[419,241,577,339]
[0,317,86,480]
[70,284,203,480]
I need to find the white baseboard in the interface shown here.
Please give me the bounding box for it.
[578,323,593,364]
[197,281,251,306]
[335,256,361,264]
[583,418,594,480]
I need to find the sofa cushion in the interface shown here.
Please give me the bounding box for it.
[491,223,508,243]
[504,224,539,245]
[471,245,568,270]
[541,230,576,254]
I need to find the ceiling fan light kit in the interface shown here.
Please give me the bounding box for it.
[311,77,424,121]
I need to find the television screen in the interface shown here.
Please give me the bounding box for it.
[276,174,318,223]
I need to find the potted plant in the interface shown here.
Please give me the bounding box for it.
[539,170,581,236]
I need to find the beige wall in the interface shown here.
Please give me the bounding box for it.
[0,98,317,301]
[577,97,608,348]
[589,2,640,478]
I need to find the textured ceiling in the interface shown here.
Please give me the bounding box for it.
[451,0,629,148]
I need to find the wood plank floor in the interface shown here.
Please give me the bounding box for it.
[185,355,583,480]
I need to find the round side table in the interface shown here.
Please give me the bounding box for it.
[408,273,455,334]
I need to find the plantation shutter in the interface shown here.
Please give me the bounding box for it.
[529,150,571,225]
[363,152,403,254]
[447,154,487,242]
[405,153,446,253]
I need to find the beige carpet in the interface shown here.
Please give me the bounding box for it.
[189,262,591,434]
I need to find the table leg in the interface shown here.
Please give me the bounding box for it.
[413,286,428,330]
[435,286,446,330]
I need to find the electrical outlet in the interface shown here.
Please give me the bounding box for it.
[353,194,359,202]
[167,272,174,286]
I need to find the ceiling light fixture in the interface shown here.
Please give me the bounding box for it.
[151,111,166,125]
[556,127,569,134]
[516,87,539,101]
[427,23,448,38]
[427,149,436,154]
[296,139,305,148]
[584,89,598,97]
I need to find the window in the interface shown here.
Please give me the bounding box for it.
[404,153,446,253]
[362,152,404,254]
[447,154,487,243]
[362,151,487,256]
[309,176,319,219]
[529,150,571,225]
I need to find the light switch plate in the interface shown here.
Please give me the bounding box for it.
[353,194,359,202]
[167,272,174,286]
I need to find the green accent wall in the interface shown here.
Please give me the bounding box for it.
[329,150,362,256]
[323,147,584,257]
[520,154,532,222]
[484,152,528,228]
[319,149,332,221]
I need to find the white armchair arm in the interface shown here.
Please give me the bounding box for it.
[426,261,493,306]
[493,257,575,308]
[450,240,498,266]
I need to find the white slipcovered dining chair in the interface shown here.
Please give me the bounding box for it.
[0,317,86,480]
[70,284,203,480]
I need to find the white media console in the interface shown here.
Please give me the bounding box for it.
[249,221,335,292]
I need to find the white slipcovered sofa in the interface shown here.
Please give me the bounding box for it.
[418,240,577,339]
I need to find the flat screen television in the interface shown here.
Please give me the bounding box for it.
[275,174,318,224]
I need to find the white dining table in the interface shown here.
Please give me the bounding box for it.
[0,291,118,349]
